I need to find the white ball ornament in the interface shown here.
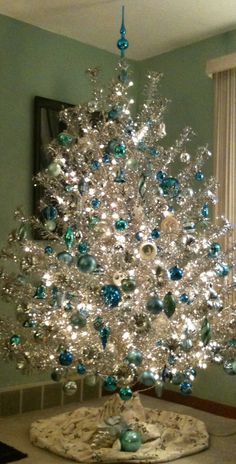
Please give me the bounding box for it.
[48,162,62,176]
[44,220,57,232]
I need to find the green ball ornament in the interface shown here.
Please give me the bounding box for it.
[77,254,97,273]
[10,334,21,346]
[120,429,142,452]
[119,386,133,401]
[48,162,62,176]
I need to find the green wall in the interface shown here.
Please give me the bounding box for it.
[0,14,235,406]
[137,31,236,407]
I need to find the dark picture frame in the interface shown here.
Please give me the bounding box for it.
[33,96,74,216]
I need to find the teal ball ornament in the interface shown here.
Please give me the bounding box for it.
[103,375,118,392]
[57,251,73,265]
[209,242,221,257]
[101,284,122,308]
[126,350,143,367]
[140,370,157,387]
[146,296,163,314]
[120,429,142,452]
[119,386,133,401]
[77,254,97,273]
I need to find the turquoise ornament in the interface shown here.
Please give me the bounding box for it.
[70,312,87,328]
[34,285,46,299]
[57,132,73,146]
[151,228,160,239]
[44,245,54,254]
[180,293,189,303]
[169,266,184,281]
[180,380,192,395]
[117,6,129,58]
[160,177,180,198]
[77,254,97,273]
[64,227,75,249]
[101,285,122,308]
[91,198,101,209]
[163,292,176,318]
[10,334,21,346]
[78,241,89,254]
[146,296,163,314]
[57,251,73,265]
[114,143,126,159]
[215,263,230,277]
[126,350,143,367]
[209,242,221,257]
[59,350,74,366]
[195,171,204,181]
[42,206,58,220]
[100,326,111,349]
[223,359,236,375]
[119,386,133,401]
[135,231,143,241]
[140,370,157,386]
[103,375,117,392]
[115,219,128,232]
[91,160,100,171]
[201,203,209,218]
[77,363,86,375]
[156,170,167,182]
[201,318,211,346]
[120,429,142,452]
[102,153,111,164]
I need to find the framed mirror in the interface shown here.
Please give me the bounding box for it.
[33,96,74,216]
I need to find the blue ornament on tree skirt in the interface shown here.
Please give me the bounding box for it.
[91,160,100,171]
[119,386,133,401]
[59,350,74,366]
[146,296,163,314]
[126,350,143,366]
[77,254,97,273]
[120,429,142,452]
[101,285,122,307]
[103,375,117,392]
[169,266,184,281]
[91,198,101,209]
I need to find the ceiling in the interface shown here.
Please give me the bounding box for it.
[0,0,236,60]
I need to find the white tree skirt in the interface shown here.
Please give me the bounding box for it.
[30,393,209,463]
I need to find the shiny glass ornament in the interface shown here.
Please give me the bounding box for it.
[185,368,197,380]
[57,132,73,146]
[42,206,58,220]
[59,350,74,366]
[163,292,176,318]
[209,242,221,257]
[223,359,236,375]
[9,334,21,346]
[135,231,143,241]
[180,293,189,303]
[102,153,111,164]
[77,363,86,375]
[108,107,122,120]
[115,218,128,232]
[140,370,157,386]
[51,367,64,382]
[57,251,73,265]
[156,170,167,182]
[114,143,126,159]
[160,177,180,198]
[91,198,101,209]
[77,254,97,273]
[126,350,143,366]
[78,177,88,195]
[114,168,126,183]
[44,220,56,231]
[48,162,62,176]
[103,375,118,392]
[34,285,46,299]
[139,241,157,260]
[44,245,54,254]
[161,215,179,233]
[100,326,111,349]
[201,203,209,218]
[180,380,192,395]
[195,171,204,181]
[169,266,184,281]
[151,228,160,239]
[101,284,122,307]
[78,241,89,254]
[201,318,211,346]
[215,263,230,277]
[146,296,163,314]
[120,429,142,452]
[91,160,100,171]
[117,37,129,51]
[121,278,136,293]
[126,158,139,170]
[88,215,100,229]
[119,386,133,401]
[63,380,78,396]
[64,227,75,249]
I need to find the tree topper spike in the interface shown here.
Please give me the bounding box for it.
[117,5,129,58]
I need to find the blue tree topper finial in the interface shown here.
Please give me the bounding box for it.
[117,5,129,57]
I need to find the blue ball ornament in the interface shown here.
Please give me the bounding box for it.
[101,284,122,308]
[91,160,100,171]
[156,170,167,182]
[140,370,157,386]
[59,350,74,366]
[78,241,89,254]
[102,153,111,164]
[169,266,184,281]
[77,254,97,273]
[135,231,143,241]
[180,380,192,395]
[151,228,160,239]
[115,219,128,232]
[119,387,133,401]
[77,363,86,375]
[126,350,143,367]
[57,251,73,265]
[117,37,129,51]
[91,198,101,209]
[103,375,118,392]
[216,263,230,277]
[180,293,189,303]
[209,242,221,257]
[44,245,54,254]
[195,171,204,181]
[42,205,58,220]
[160,177,180,198]
[146,296,163,314]
[120,429,142,452]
